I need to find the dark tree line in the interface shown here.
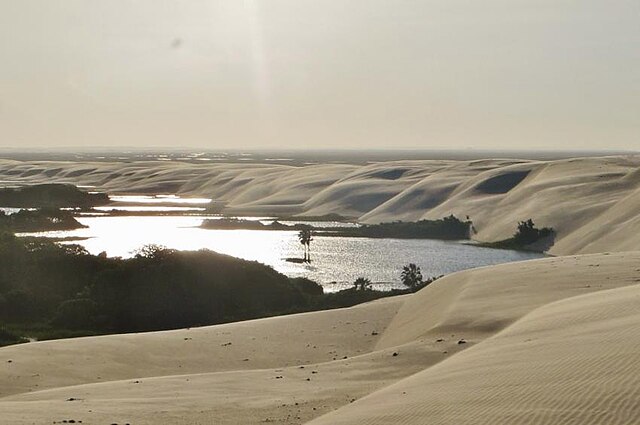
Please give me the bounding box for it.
[0,184,109,208]
[0,234,322,338]
[0,232,432,346]
[0,208,86,232]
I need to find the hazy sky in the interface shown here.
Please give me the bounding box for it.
[1,0,638,151]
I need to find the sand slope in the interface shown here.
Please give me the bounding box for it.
[2,156,640,423]
[1,252,639,424]
[310,266,640,424]
[1,155,639,254]
[0,296,405,398]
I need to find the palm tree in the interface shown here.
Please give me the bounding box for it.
[400,263,423,288]
[297,228,313,262]
[353,277,372,291]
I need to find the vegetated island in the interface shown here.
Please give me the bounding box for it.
[0,231,430,347]
[0,183,105,232]
[478,219,555,252]
[0,183,109,208]
[201,215,472,240]
[0,209,87,233]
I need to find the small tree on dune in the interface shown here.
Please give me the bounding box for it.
[401,263,423,289]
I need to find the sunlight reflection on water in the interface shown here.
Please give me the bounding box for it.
[94,206,206,212]
[108,195,212,204]
[24,216,544,292]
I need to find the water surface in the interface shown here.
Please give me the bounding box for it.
[23,215,544,291]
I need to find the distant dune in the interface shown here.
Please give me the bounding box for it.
[1,155,639,255]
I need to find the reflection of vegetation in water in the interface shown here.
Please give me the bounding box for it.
[0,232,435,347]
[0,183,109,208]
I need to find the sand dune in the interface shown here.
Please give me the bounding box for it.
[310,263,640,424]
[2,156,640,423]
[0,296,405,398]
[2,252,639,424]
[1,155,639,254]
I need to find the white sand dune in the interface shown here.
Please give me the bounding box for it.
[1,155,639,254]
[1,252,639,424]
[310,276,640,425]
[2,156,640,423]
[0,297,405,398]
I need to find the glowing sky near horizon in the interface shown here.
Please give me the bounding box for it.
[0,0,638,150]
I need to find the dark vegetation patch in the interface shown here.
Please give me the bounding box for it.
[475,170,531,194]
[0,234,419,346]
[0,209,86,232]
[202,215,471,240]
[319,215,471,240]
[480,219,555,252]
[0,326,27,346]
[0,184,109,208]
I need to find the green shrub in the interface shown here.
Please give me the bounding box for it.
[0,326,27,347]
[0,183,109,208]
[51,298,98,329]
[290,277,324,296]
[0,231,426,340]
[513,219,554,245]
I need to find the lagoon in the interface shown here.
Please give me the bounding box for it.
[23,215,545,291]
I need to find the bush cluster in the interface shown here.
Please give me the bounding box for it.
[0,233,423,346]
